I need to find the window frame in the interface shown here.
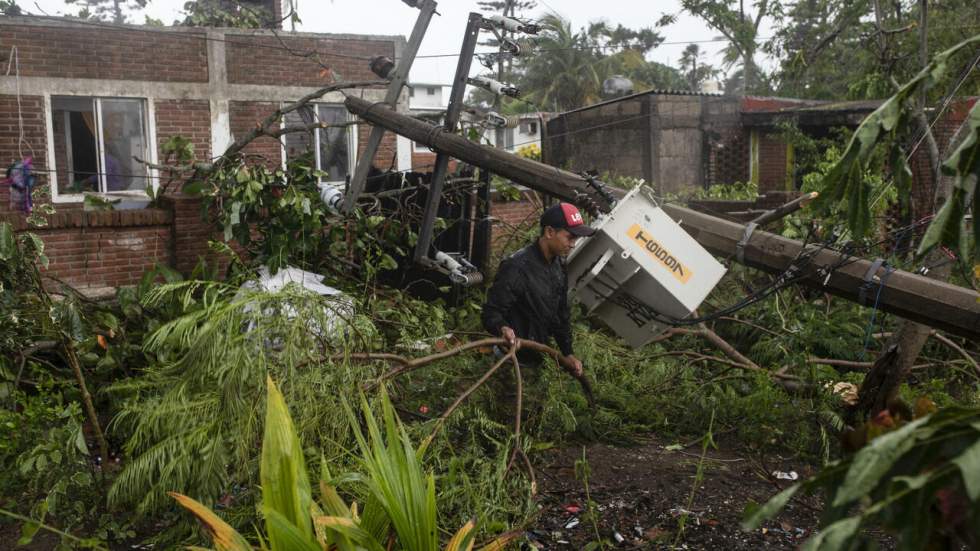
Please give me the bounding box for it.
[280,102,358,186]
[45,94,158,204]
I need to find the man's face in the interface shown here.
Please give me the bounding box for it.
[545,227,580,257]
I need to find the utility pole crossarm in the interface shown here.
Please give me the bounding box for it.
[343,0,438,212]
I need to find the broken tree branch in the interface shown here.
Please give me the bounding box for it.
[420,344,517,452]
[347,336,594,404]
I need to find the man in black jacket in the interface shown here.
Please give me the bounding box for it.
[482,202,595,377]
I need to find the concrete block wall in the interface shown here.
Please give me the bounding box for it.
[544,95,650,182]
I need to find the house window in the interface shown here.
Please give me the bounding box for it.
[51,96,151,197]
[495,127,515,150]
[282,104,356,184]
[427,87,436,95]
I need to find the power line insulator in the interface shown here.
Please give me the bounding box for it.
[369,56,395,79]
[482,15,540,35]
[467,76,520,98]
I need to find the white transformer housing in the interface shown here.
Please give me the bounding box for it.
[565,186,726,348]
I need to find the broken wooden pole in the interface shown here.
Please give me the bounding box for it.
[751,191,818,226]
[660,203,980,340]
[344,96,614,212]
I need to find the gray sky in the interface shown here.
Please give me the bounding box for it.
[31,0,776,91]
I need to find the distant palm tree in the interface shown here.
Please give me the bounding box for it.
[516,14,605,111]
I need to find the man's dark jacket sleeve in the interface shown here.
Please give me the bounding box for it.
[552,272,573,356]
[482,257,519,337]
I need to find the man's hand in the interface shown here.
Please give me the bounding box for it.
[500,326,517,347]
[560,354,584,377]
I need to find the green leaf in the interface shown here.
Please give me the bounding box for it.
[832,416,930,507]
[182,181,204,196]
[264,509,321,551]
[230,201,242,226]
[261,376,314,549]
[73,426,89,455]
[0,222,15,261]
[802,517,860,551]
[952,438,980,501]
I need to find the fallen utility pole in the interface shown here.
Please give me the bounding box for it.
[344,94,980,340]
[660,204,980,340]
[344,96,615,212]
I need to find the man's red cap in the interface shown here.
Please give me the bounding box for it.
[540,202,596,237]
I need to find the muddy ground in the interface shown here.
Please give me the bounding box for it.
[529,434,828,550]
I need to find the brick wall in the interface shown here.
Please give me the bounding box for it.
[5,24,208,82]
[4,209,173,290]
[909,98,978,222]
[757,130,789,193]
[225,34,393,86]
[155,99,212,163]
[0,95,50,216]
[230,101,284,167]
[489,192,542,250]
[357,123,398,171]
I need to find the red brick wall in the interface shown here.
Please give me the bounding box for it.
[489,192,541,250]
[225,34,393,86]
[5,24,208,82]
[155,99,212,163]
[757,130,789,193]
[230,101,284,167]
[10,210,173,290]
[909,98,978,222]
[358,124,398,171]
[0,95,50,216]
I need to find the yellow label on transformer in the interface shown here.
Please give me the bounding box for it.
[627,223,693,284]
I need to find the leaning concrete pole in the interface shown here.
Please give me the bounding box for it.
[345,96,615,212]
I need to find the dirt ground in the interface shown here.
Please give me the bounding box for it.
[529,434,827,550]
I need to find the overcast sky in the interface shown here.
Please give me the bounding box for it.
[31,0,776,95]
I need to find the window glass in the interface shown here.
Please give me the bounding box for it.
[52,96,150,196]
[317,105,350,183]
[427,87,436,95]
[282,104,352,183]
[100,99,148,192]
[283,106,315,165]
[52,97,98,195]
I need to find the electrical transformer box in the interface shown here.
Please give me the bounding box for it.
[565,186,727,348]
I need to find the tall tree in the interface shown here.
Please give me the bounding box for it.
[64,0,149,23]
[489,13,681,112]
[0,0,23,15]
[666,0,781,95]
[766,0,980,100]
[678,43,719,91]
[178,0,273,28]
